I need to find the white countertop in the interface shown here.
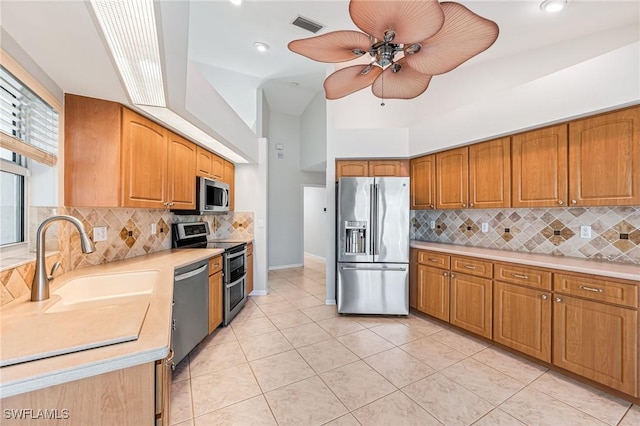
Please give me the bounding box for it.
[410,241,640,282]
[0,248,223,398]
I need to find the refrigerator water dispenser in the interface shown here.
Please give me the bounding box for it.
[344,221,367,254]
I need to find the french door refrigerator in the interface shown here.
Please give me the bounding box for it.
[337,177,409,315]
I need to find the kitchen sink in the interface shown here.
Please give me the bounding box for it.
[46,270,158,312]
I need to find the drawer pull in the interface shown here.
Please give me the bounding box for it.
[512,273,529,280]
[579,285,604,293]
[463,265,476,270]
[428,257,439,262]
[555,297,562,303]
[541,294,548,300]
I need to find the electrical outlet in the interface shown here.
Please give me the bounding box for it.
[258,219,264,228]
[151,223,157,235]
[430,220,436,230]
[93,226,107,242]
[580,225,592,239]
[481,223,489,233]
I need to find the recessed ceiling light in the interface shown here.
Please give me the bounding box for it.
[540,0,567,13]
[289,82,300,87]
[229,0,242,6]
[254,42,270,52]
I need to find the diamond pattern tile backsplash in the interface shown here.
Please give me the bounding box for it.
[1,207,254,306]
[411,207,640,264]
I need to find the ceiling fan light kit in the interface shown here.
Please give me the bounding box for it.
[288,0,499,103]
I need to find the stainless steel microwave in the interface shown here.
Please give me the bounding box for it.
[173,177,229,215]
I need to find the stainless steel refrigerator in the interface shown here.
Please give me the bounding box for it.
[336,177,409,315]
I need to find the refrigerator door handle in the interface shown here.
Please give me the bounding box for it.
[340,265,407,272]
[369,183,375,255]
[374,183,380,255]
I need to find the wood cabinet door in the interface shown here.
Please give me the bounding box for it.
[410,155,436,209]
[336,160,369,180]
[247,253,254,296]
[569,106,640,206]
[368,160,409,177]
[155,350,173,426]
[224,160,235,211]
[553,295,637,396]
[208,271,223,333]
[211,155,225,180]
[416,264,450,321]
[469,137,511,209]
[409,249,418,309]
[167,133,196,210]
[436,147,468,209]
[121,108,168,208]
[196,146,213,177]
[450,273,492,338]
[512,125,568,207]
[493,282,551,362]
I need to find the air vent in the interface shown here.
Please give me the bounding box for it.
[292,15,324,33]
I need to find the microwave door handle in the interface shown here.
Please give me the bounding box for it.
[222,188,229,207]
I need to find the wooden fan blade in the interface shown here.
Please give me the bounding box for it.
[288,31,372,63]
[404,2,499,75]
[371,59,432,99]
[349,0,444,45]
[324,64,383,100]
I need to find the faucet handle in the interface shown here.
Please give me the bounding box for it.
[48,261,62,280]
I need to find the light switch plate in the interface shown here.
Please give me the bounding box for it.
[258,219,264,228]
[151,223,157,235]
[481,223,489,233]
[430,220,436,230]
[93,226,107,242]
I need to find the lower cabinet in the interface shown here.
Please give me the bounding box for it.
[493,281,551,362]
[208,255,223,334]
[416,264,450,322]
[155,350,174,426]
[247,253,254,296]
[450,273,492,339]
[553,295,638,397]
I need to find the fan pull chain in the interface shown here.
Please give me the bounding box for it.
[380,69,385,107]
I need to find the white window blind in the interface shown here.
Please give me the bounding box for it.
[0,65,59,166]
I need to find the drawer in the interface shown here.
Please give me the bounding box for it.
[247,242,253,256]
[554,273,638,309]
[417,251,450,269]
[209,255,223,274]
[494,263,552,291]
[451,256,493,279]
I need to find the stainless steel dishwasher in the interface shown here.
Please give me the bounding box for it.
[172,259,209,365]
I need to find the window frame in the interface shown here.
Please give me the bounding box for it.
[0,49,62,258]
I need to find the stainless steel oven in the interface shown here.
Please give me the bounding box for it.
[172,222,248,326]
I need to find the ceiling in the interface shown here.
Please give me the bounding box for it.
[186,0,640,123]
[1,1,638,156]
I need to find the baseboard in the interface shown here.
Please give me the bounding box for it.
[303,252,326,261]
[249,290,267,296]
[269,263,304,270]
[325,299,336,305]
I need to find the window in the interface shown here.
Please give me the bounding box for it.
[0,61,60,249]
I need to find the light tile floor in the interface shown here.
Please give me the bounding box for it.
[171,256,639,426]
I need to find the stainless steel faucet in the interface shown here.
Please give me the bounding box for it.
[31,215,96,301]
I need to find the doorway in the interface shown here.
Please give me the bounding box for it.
[303,185,326,261]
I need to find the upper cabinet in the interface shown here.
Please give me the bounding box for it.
[469,137,511,209]
[436,147,469,209]
[64,94,228,210]
[410,155,436,209]
[222,160,235,212]
[512,125,568,208]
[335,159,409,180]
[568,106,640,206]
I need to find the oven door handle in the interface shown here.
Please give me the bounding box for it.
[174,264,208,281]
[225,275,246,289]
[226,249,247,260]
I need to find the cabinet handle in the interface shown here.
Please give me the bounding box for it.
[450,273,455,278]
[428,257,439,262]
[558,200,564,205]
[555,297,562,303]
[430,204,434,209]
[571,200,577,205]
[443,272,448,277]
[463,264,476,270]
[462,203,466,208]
[541,294,548,300]
[469,203,474,208]
[579,285,604,293]
[511,273,529,280]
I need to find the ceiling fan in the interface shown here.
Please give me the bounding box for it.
[288,0,499,104]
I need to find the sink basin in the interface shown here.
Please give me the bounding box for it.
[48,270,158,309]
